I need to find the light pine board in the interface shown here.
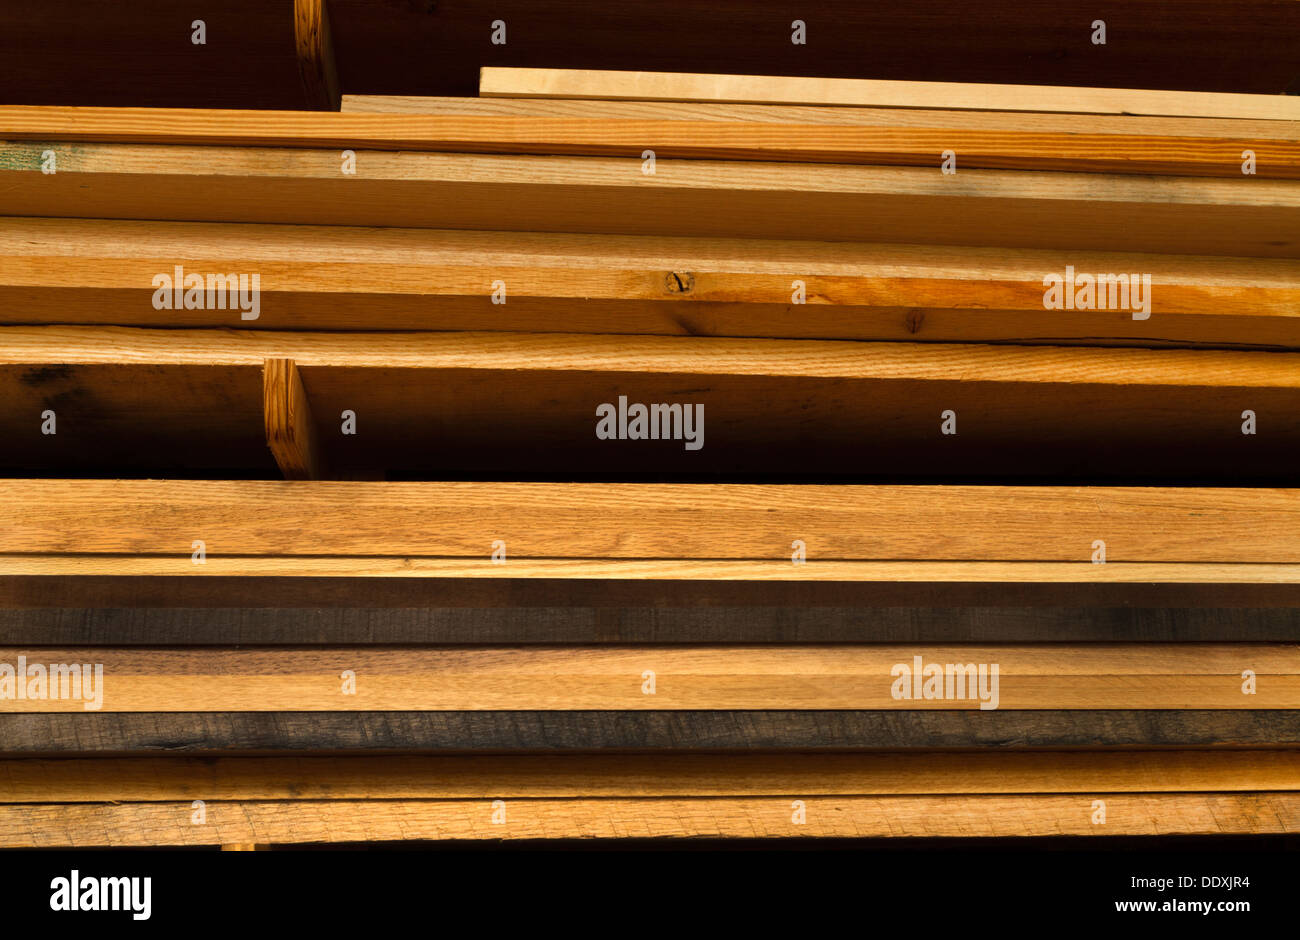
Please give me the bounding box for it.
[5,218,1298,347]
[0,645,1290,710]
[478,68,1300,122]
[0,106,1295,177]
[3,141,1295,256]
[3,793,1296,846]
[4,481,1300,562]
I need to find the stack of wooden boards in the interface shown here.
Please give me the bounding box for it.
[0,66,1297,848]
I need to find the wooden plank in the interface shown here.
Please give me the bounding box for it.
[5,575,1300,609]
[1,106,1295,178]
[7,752,1299,802]
[4,793,1296,845]
[344,94,1300,141]
[2,606,1296,645]
[9,326,1300,385]
[263,358,324,480]
[9,559,1300,583]
[480,68,1300,122]
[3,142,1295,258]
[3,711,1294,753]
[3,327,1299,480]
[6,218,1299,349]
[4,480,1300,564]
[0,645,1291,711]
[293,0,339,111]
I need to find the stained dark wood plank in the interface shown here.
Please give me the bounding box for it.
[11,751,1300,801]
[2,606,1297,644]
[0,710,1294,754]
[4,576,1300,610]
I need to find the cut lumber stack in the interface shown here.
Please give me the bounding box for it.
[0,61,1297,851]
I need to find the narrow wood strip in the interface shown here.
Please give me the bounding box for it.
[293,0,339,111]
[479,68,1300,122]
[4,481,1300,563]
[7,559,1300,583]
[4,141,1294,257]
[0,646,1290,711]
[2,711,1292,753]
[3,606,1296,645]
[263,358,324,480]
[6,751,1298,802]
[4,793,1295,846]
[6,218,1297,347]
[6,575,1300,610]
[343,94,1300,141]
[5,326,1298,386]
[0,106,1293,177]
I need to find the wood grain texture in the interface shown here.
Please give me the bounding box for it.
[3,793,1296,845]
[263,358,324,480]
[479,68,1300,122]
[3,711,1295,753]
[6,218,1298,349]
[4,480,1300,563]
[3,327,1299,479]
[6,575,1300,609]
[9,325,1300,384]
[3,606,1296,645]
[293,0,339,111]
[1,106,1294,178]
[343,94,1300,141]
[4,142,1295,257]
[7,751,1299,801]
[0,645,1290,711]
[9,559,1300,584]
